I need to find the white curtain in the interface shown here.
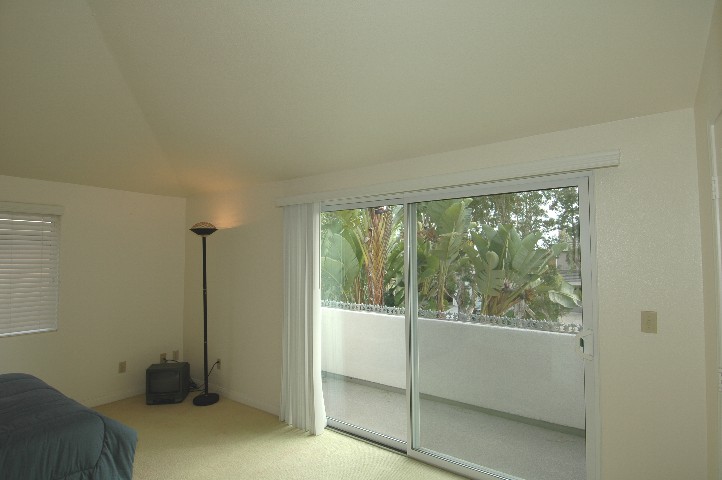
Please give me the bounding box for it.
[280,202,327,435]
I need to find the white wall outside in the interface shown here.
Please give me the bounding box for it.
[321,307,585,429]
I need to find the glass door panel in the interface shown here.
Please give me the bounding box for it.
[412,186,587,480]
[320,205,406,448]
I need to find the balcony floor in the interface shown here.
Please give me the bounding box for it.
[323,374,586,480]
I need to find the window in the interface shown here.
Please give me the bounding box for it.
[0,202,63,337]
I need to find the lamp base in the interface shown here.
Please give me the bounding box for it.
[192,392,219,406]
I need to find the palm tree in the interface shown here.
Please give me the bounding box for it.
[321,206,403,305]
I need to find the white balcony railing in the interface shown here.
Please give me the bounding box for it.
[321,307,585,430]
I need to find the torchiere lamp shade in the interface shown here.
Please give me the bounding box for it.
[190,222,217,237]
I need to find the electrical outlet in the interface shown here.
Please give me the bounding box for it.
[118,361,126,373]
[160,353,167,363]
[216,358,221,370]
[172,350,179,361]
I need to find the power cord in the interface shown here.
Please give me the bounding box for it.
[189,360,220,392]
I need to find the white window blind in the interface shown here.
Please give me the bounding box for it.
[0,203,63,337]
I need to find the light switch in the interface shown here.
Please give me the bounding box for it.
[641,311,657,334]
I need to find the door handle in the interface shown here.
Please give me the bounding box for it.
[575,329,594,361]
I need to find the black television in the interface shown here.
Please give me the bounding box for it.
[146,362,190,405]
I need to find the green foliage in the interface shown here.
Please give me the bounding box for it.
[321,187,582,320]
[463,224,579,317]
[321,205,403,306]
[417,199,474,311]
[321,230,361,303]
[383,236,405,306]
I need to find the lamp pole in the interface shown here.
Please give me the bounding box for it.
[190,222,219,406]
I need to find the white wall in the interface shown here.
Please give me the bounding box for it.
[184,185,284,413]
[187,108,707,479]
[0,175,186,406]
[694,1,722,478]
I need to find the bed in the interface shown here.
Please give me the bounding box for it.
[0,373,137,479]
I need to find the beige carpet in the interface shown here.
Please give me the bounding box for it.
[94,394,465,480]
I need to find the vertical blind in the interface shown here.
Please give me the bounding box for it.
[280,202,327,434]
[0,205,62,337]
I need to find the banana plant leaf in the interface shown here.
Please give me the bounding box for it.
[321,231,361,301]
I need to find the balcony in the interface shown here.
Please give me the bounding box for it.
[321,306,586,480]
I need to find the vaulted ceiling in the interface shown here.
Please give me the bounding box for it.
[0,1,716,197]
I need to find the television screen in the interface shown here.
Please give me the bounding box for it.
[149,369,179,394]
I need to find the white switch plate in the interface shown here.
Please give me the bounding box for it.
[641,311,657,334]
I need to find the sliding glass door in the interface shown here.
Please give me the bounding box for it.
[409,181,590,480]
[320,175,595,479]
[320,205,407,449]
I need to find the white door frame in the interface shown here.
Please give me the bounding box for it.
[708,112,722,480]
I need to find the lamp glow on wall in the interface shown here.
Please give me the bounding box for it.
[190,221,219,406]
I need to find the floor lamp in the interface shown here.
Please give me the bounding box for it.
[190,222,219,407]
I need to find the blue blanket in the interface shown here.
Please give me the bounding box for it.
[0,373,137,479]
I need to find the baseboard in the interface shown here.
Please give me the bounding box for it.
[81,387,145,408]
[209,382,280,416]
